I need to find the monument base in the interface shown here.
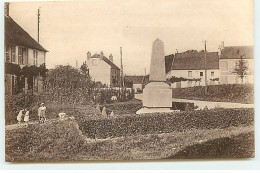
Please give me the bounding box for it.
[142,82,172,108]
[136,107,174,114]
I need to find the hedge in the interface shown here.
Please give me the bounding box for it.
[172,84,254,104]
[76,108,254,139]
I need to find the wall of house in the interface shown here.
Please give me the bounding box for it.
[167,69,219,88]
[87,58,111,86]
[5,44,46,67]
[5,43,46,95]
[219,59,254,84]
[110,69,120,87]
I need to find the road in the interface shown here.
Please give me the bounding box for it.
[135,93,254,109]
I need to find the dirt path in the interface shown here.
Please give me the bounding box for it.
[135,93,254,109]
[5,117,75,131]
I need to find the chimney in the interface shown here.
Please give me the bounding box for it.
[100,51,104,60]
[4,2,10,16]
[87,51,91,60]
[109,54,113,62]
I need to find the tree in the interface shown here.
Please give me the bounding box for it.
[233,50,248,83]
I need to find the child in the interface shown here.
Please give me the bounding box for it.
[24,108,30,126]
[17,109,24,126]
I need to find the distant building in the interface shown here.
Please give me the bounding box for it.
[4,3,48,95]
[166,50,219,88]
[125,75,150,92]
[86,51,120,87]
[219,46,254,84]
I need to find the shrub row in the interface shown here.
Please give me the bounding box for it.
[172,84,254,104]
[77,108,254,139]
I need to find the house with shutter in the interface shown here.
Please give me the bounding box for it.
[86,51,120,87]
[219,46,254,84]
[166,50,219,88]
[4,3,48,95]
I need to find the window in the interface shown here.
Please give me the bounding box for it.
[211,71,214,77]
[18,47,22,64]
[200,72,203,77]
[92,59,97,66]
[22,48,28,65]
[18,47,28,65]
[5,44,10,62]
[11,45,16,63]
[188,71,192,77]
[33,50,38,66]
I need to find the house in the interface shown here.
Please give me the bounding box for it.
[166,50,219,88]
[219,46,254,84]
[125,76,144,92]
[4,3,48,95]
[86,51,120,87]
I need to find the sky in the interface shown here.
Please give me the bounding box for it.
[8,0,253,75]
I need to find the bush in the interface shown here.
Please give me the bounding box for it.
[77,108,254,139]
[101,99,142,115]
[172,84,254,104]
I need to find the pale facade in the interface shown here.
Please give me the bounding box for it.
[219,59,254,84]
[219,46,254,84]
[86,52,120,87]
[167,69,219,88]
[87,56,111,86]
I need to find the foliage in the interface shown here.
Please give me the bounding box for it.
[5,62,21,76]
[172,84,254,104]
[77,108,254,139]
[93,88,135,104]
[233,50,249,83]
[167,76,201,83]
[102,99,142,115]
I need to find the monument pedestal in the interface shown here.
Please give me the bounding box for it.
[136,82,173,114]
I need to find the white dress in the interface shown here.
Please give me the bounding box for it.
[17,110,23,122]
[24,111,29,122]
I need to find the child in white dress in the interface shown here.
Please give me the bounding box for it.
[24,109,30,126]
[17,109,24,126]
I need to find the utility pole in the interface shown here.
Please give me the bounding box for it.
[120,47,124,87]
[203,40,208,95]
[37,8,40,43]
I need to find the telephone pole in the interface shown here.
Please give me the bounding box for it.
[120,47,124,87]
[37,8,40,43]
[203,40,208,95]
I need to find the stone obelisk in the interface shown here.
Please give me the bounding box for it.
[136,38,172,114]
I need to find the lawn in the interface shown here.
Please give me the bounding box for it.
[172,84,254,104]
[5,102,255,162]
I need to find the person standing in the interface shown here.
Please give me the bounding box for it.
[17,109,24,126]
[24,108,30,126]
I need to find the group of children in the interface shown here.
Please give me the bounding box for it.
[16,108,30,126]
[16,103,47,126]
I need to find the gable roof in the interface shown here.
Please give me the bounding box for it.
[171,51,219,70]
[165,54,174,74]
[5,16,48,52]
[220,46,254,59]
[91,53,120,70]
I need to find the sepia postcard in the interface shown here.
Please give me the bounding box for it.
[4,0,254,162]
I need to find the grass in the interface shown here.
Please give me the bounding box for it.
[172,84,254,104]
[5,118,254,161]
[167,131,254,159]
[5,99,255,162]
